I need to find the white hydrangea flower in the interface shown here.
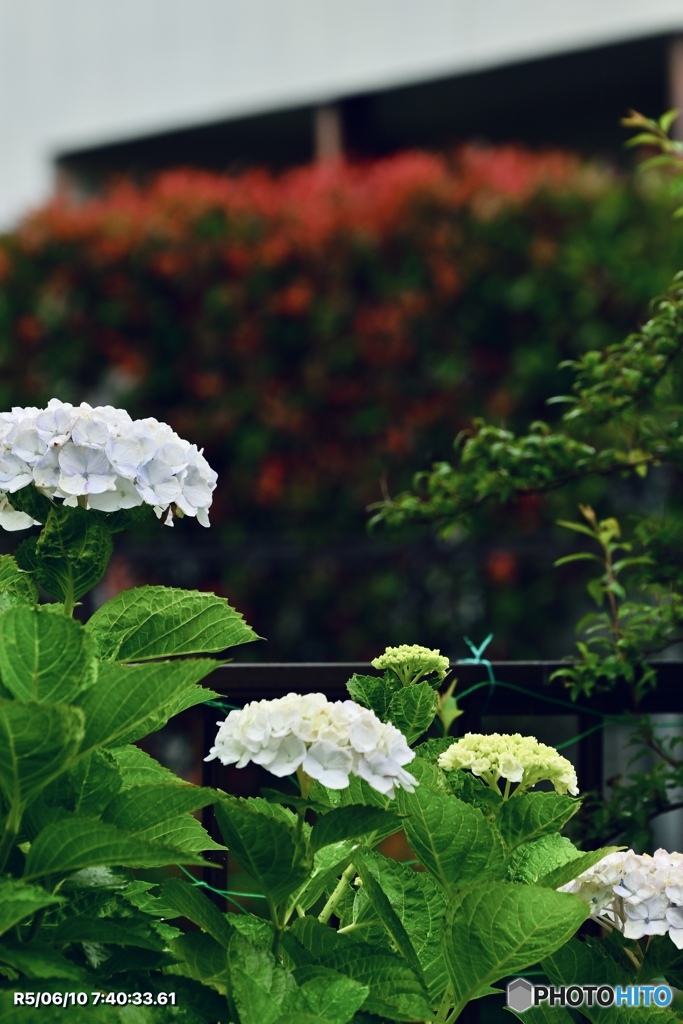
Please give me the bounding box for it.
[560,848,683,947]
[0,398,217,528]
[438,732,579,797]
[371,644,450,685]
[205,692,418,798]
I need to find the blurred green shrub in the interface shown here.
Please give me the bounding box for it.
[0,146,681,658]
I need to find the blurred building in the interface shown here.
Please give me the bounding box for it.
[1,0,683,226]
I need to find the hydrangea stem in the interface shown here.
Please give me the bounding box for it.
[0,799,22,873]
[296,766,312,801]
[318,861,357,925]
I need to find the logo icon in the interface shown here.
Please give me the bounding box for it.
[506,979,534,1013]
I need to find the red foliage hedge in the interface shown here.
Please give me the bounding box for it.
[0,145,681,656]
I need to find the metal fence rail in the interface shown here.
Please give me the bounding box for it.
[202,659,682,776]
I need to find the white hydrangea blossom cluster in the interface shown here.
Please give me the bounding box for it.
[438,732,579,797]
[0,398,217,529]
[560,849,683,947]
[371,644,450,685]
[205,692,418,797]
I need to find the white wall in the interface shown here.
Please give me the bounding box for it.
[2,0,683,228]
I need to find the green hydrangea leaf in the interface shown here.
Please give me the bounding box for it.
[443,882,589,1018]
[109,745,187,788]
[162,878,235,949]
[496,792,580,853]
[352,850,426,984]
[86,585,259,661]
[23,814,208,880]
[310,806,401,853]
[539,845,623,889]
[75,658,220,751]
[0,604,97,704]
[282,967,369,1023]
[0,878,64,939]
[170,931,228,993]
[387,681,438,744]
[15,504,113,604]
[396,761,506,896]
[506,834,583,884]
[0,700,84,809]
[345,675,399,721]
[228,931,297,1024]
[0,554,38,609]
[215,797,312,907]
[0,941,88,981]
[289,918,432,1022]
[352,850,447,1003]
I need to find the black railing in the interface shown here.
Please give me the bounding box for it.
[200,659,683,870]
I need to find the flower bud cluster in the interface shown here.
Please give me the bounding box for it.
[371,644,450,685]
[205,692,418,797]
[0,398,216,529]
[438,732,579,797]
[560,849,683,947]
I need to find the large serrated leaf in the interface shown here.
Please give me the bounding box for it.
[353,850,425,984]
[507,834,583,885]
[228,930,298,1024]
[7,485,53,524]
[345,675,399,721]
[76,658,220,751]
[293,841,356,913]
[52,916,167,950]
[15,504,113,604]
[0,604,97,703]
[283,967,369,1023]
[0,878,64,939]
[162,878,235,949]
[87,584,259,661]
[352,850,447,1003]
[102,783,223,853]
[133,814,225,854]
[310,806,400,853]
[37,748,123,819]
[109,744,187,788]
[396,761,506,896]
[290,918,432,1022]
[443,882,589,1018]
[0,554,38,608]
[0,941,88,981]
[215,797,312,907]
[0,700,85,808]
[102,783,218,832]
[387,681,438,743]
[496,792,580,852]
[170,931,228,992]
[539,845,622,889]
[22,814,207,880]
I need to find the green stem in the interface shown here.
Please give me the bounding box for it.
[318,862,357,925]
[434,986,454,1024]
[296,766,312,801]
[0,799,22,873]
[268,899,283,958]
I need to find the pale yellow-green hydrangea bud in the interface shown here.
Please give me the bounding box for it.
[371,644,450,686]
[438,732,579,797]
